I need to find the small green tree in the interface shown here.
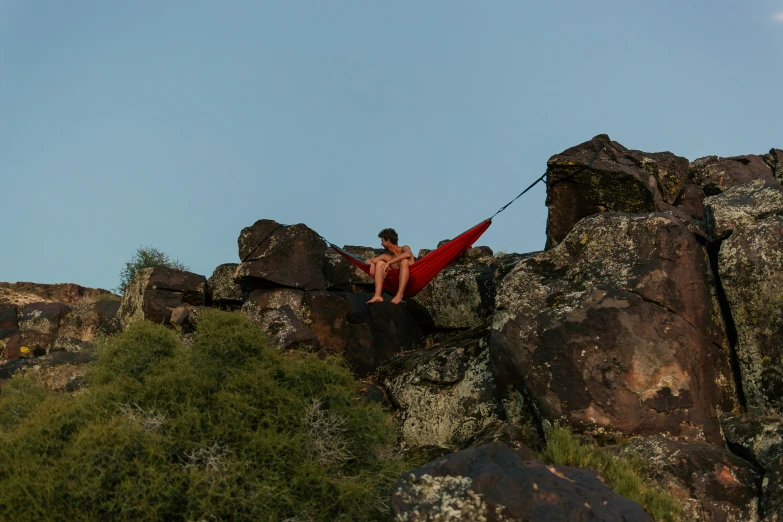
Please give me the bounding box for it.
[116,246,188,294]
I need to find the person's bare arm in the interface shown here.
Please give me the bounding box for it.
[386,247,413,265]
[382,247,414,276]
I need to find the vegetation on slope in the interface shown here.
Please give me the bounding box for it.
[0,310,414,521]
[540,427,682,522]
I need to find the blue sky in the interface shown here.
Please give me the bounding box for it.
[2,1,781,291]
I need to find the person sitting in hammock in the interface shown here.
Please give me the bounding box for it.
[366,228,414,305]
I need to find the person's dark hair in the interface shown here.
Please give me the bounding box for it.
[378,228,398,245]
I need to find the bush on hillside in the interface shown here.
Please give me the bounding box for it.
[0,310,415,521]
[115,246,188,294]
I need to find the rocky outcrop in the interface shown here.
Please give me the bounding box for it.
[235,219,327,291]
[615,435,761,521]
[379,328,503,449]
[491,212,737,444]
[704,180,783,240]
[391,443,653,522]
[721,414,783,520]
[117,267,207,329]
[0,285,119,362]
[718,216,783,416]
[0,282,114,305]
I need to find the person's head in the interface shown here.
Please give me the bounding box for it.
[378,228,398,248]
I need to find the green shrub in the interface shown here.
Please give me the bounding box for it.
[115,246,188,294]
[540,427,681,522]
[0,310,414,521]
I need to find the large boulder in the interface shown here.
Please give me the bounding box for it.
[544,134,692,248]
[703,180,783,240]
[615,435,761,521]
[721,414,783,520]
[378,328,504,449]
[408,266,495,330]
[691,154,778,196]
[207,263,244,305]
[117,267,207,329]
[491,212,738,444]
[235,219,327,291]
[340,295,423,377]
[391,443,653,522]
[718,216,783,416]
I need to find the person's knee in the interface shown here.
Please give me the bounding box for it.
[400,259,410,268]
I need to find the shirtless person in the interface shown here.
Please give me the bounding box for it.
[366,228,414,305]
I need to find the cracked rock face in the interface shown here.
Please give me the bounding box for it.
[491,212,737,444]
[721,414,783,519]
[378,328,503,449]
[391,443,652,522]
[704,180,783,240]
[718,216,783,416]
[235,219,327,291]
[615,435,761,522]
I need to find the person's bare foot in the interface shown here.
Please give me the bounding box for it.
[366,295,384,304]
[391,295,403,304]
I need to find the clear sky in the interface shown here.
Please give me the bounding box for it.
[2,1,781,291]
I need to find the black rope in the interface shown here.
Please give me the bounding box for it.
[242,142,609,262]
[490,141,607,219]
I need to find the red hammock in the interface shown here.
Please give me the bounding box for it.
[330,219,492,298]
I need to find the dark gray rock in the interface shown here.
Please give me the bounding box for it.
[235,219,327,291]
[544,134,673,249]
[391,443,653,522]
[491,213,737,445]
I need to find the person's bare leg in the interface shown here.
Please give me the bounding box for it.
[367,260,386,304]
[391,259,410,304]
